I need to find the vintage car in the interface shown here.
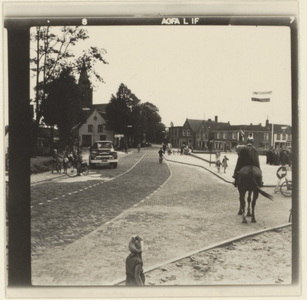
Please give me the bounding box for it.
[89,141,118,168]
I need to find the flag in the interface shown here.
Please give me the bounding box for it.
[251,91,272,102]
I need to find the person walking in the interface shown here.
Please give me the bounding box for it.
[222,155,229,173]
[62,150,69,174]
[137,143,141,153]
[125,235,145,286]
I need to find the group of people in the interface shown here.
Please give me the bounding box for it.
[52,148,82,174]
[266,146,292,167]
[215,152,229,173]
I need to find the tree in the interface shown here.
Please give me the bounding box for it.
[30,26,108,155]
[105,84,165,145]
[41,68,86,148]
[105,83,140,135]
[139,102,162,143]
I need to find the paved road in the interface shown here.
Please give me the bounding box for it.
[31,146,291,285]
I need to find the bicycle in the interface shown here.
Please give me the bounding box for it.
[280,177,292,197]
[66,160,89,177]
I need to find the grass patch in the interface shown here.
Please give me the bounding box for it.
[31,156,53,174]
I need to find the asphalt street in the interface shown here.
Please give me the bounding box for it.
[30,146,292,285]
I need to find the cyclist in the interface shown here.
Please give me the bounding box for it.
[158,147,164,162]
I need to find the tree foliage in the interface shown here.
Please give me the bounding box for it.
[30,26,108,154]
[41,68,87,145]
[106,84,165,144]
[105,83,140,133]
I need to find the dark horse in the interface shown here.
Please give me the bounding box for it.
[237,165,273,223]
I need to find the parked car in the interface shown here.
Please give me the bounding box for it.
[89,141,118,168]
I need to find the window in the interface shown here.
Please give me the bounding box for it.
[232,133,236,139]
[282,133,286,140]
[187,129,190,136]
[223,133,227,139]
[98,125,103,132]
[277,134,281,140]
[217,133,221,139]
[264,133,269,140]
[182,130,186,136]
[88,125,93,132]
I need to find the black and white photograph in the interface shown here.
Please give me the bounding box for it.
[2,1,304,299]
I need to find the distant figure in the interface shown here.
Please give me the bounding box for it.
[125,144,128,154]
[137,143,141,153]
[222,155,229,173]
[216,160,222,172]
[63,150,69,174]
[125,235,145,286]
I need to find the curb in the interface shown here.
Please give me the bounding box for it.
[166,154,276,188]
[109,223,292,286]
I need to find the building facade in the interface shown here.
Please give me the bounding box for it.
[169,117,292,152]
[78,106,115,147]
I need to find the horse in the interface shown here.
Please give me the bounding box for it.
[237,165,273,223]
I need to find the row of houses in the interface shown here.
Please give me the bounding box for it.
[168,116,292,152]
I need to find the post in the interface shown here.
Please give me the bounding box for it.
[6,21,32,286]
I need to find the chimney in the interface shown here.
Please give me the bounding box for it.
[215,116,218,122]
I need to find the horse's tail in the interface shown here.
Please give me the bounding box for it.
[249,169,274,201]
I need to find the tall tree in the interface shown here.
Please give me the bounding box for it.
[30,26,108,155]
[41,68,86,148]
[140,102,162,143]
[105,83,140,134]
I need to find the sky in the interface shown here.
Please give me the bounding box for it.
[26,24,292,128]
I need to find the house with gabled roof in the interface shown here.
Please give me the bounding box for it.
[77,104,115,148]
[195,116,229,150]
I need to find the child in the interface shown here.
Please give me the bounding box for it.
[222,155,229,173]
[125,235,145,286]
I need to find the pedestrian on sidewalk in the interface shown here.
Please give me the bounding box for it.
[222,155,229,173]
[215,151,221,172]
[125,235,145,286]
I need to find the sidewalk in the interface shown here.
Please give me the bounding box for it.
[164,151,292,187]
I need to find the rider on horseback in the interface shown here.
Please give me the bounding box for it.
[232,134,263,187]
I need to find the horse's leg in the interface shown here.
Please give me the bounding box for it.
[238,189,243,215]
[247,191,252,217]
[251,191,258,223]
[240,190,247,223]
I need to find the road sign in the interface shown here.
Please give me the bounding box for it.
[115,134,124,138]
[276,166,287,179]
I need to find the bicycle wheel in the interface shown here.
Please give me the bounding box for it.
[82,165,89,175]
[66,163,77,177]
[280,180,292,197]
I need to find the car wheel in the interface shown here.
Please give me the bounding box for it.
[112,163,118,168]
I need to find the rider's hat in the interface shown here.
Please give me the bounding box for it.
[246,136,254,145]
